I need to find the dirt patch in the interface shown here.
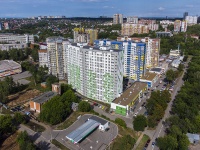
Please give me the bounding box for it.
[7,89,41,107]
[0,132,19,150]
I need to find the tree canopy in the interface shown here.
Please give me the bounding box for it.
[78,101,91,112]
[39,88,79,125]
[133,115,147,131]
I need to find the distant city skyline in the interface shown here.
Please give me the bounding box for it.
[0,0,199,18]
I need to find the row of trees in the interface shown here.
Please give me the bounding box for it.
[0,47,38,62]
[146,90,171,128]
[156,55,200,150]
[0,77,28,103]
[0,113,26,141]
[39,86,79,125]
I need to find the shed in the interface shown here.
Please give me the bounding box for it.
[187,133,200,144]
[89,116,110,132]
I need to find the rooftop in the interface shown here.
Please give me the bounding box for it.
[0,60,21,72]
[66,119,100,143]
[32,91,57,104]
[89,116,108,125]
[112,81,147,106]
[38,49,47,53]
[140,72,157,81]
[71,43,122,52]
[150,67,162,72]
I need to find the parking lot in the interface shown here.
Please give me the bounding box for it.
[129,72,171,119]
[53,114,118,150]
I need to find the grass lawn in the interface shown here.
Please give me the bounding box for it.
[1,107,12,114]
[55,111,87,130]
[24,121,45,132]
[136,134,150,150]
[51,139,70,150]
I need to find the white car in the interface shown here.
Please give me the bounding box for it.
[139,107,142,111]
[134,112,138,116]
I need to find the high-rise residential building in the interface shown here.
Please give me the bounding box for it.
[64,43,124,103]
[38,50,48,67]
[181,21,187,32]
[73,28,89,43]
[174,20,182,32]
[113,14,123,24]
[46,37,67,80]
[185,16,198,25]
[174,20,188,32]
[127,16,138,24]
[117,37,160,69]
[73,28,97,45]
[138,19,156,25]
[0,34,34,44]
[94,40,146,80]
[85,29,98,45]
[183,12,188,19]
[0,23,2,31]
[121,23,149,36]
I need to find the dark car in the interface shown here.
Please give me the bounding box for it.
[141,102,146,107]
[145,143,148,148]
[11,108,17,112]
[146,139,150,144]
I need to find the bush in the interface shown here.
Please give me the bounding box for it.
[78,101,91,112]
[115,118,127,128]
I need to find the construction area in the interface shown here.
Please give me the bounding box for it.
[7,89,41,107]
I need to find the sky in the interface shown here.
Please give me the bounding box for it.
[0,0,199,18]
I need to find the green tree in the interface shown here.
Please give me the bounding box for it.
[115,118,127,128]
[133,115,147,131]
[166,69,176,83]
[39,96,71,125]
[178,64,184,72]
[17,131,36,150]
[14,112,25,124]
[157,135,178,150]
[0,115,14,136]
[46,75,59,89]
[178,134,190,150]
[78,101,91,112]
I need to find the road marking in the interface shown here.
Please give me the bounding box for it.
[86,138,92,142]
[158,125,163,137]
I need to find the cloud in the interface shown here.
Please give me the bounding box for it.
[158,7,165,11]
[103,5,114,9]
[186,5,194,8]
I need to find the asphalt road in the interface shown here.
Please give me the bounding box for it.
[146,59,190,150]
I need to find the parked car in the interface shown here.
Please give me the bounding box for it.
[152,142,156,146]
[141,102,146,107]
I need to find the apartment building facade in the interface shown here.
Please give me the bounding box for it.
[94,40,146,80]
[46,37,66,80]
[186,16,198,25]
[64,43,123,103]
[127,16,138,24]
[174,20,187,32]
[0,33,34,44]
[113,14,123,24]
[73,28,97,45]
[121,23,149,36]
[38,50,48,67]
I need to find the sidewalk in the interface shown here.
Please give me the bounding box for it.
[133,132,144,150]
